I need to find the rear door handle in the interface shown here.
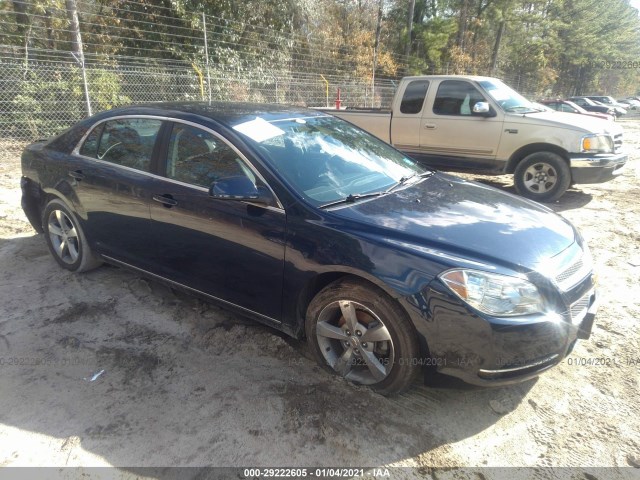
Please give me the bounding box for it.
[424,124,437,130]
[153,194,178,208]
[68,169,84,181]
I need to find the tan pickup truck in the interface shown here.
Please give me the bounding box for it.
[329,75,627,202]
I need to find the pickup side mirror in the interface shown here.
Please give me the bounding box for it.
[209,176,272,205]
[472,102,496,117]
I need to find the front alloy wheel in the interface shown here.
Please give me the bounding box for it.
[306,278,420,395]
[514,151,571,202]
[315,300,394,385]
[522,162,558,194]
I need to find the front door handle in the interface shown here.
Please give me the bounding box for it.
[424,123,437,130]
[68,169,85,181]
[153,194,178,208]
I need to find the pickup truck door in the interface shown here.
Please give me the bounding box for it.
[389,79,430,152]
[419,79,505,170]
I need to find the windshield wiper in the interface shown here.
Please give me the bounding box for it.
[318,171,435,209]
[385,171,435,194]
[318,192,383,209]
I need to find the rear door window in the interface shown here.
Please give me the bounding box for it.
[399,80,430,114]
[80,118,162,172]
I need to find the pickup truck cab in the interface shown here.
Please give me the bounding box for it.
[330,75,627,202]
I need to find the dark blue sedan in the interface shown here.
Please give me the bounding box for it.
[20,103,598,395]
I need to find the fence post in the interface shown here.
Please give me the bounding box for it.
[65,0,91,116]
[320,74,329,107]
[202,13,212,103]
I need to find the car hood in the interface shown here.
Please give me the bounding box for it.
[508,111,623,136]
[330,173,576,271]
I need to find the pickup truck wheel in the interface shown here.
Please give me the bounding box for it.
[42,199,102,272]
[514,152,571,202]
[305,278,419,395]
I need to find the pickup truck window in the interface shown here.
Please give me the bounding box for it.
[433,80,486,116]
[400,80,430,114]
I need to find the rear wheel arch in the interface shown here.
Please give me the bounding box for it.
[39,191,74,228]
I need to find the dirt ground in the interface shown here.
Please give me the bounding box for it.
[0,119,639,479]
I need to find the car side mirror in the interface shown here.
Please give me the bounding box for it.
[209,176,272,205]
[472,102,496,117]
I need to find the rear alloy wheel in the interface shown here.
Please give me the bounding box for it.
[306,278,419,395]
[42,199,101,272]
[514,152,571,202]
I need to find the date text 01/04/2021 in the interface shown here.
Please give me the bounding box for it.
[565,356,640,367]
[243,468,390,478]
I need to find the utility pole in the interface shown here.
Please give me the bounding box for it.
[404,0,415,74]
[372,0,383,107]
[202,12,212,103]
[65,0,92,116]
[491,20,505,74]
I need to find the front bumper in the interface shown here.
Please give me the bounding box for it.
[569,152,627,184]
[410,275,598,387]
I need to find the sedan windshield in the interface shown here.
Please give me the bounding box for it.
[478,79,541,113]
[232,115,429,206]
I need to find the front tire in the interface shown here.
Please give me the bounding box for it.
[514,152,571,203]
[42,199,102,272]
[305,278,419,395]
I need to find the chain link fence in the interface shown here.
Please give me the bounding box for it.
[0,2,549,163]
[0,48,399,162]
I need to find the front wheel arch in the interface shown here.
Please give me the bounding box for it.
[505,143,570,174]
[295,272,408,338]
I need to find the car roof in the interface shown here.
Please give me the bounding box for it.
[401,74,499,82]
[95,101,329,128]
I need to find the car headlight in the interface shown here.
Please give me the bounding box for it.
[439,269,544,317]
[581,134,613,153]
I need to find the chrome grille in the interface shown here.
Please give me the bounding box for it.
[614,133,623,153]
[557,258,584,283]
[555,248,592,291]
[570,291,592,325]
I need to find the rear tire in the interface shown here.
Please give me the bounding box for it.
[42,199,102,272]
[305,278,420,395]
[514,151,571,203]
